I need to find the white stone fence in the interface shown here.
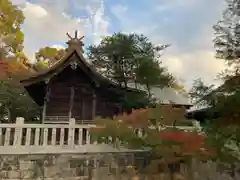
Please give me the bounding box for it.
[0,117,201,155]
[0,117,103,155]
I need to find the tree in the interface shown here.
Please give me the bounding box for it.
[90,107,214,179]
[0,0,31,77]
[213,0,240,117]
[134,56,173,96]
[88,33,174,111]
[88,33,139,87]
[0,0,25,59]
[189,78,215,106]
[35,46,66,66]
[0,0,39,121]
[211,0,240,123]
[88,33,172,89]
[187,0,240,166]
[0,61,41,122]
[120,91,151,112]
[0,0,40,122]
[213,0,240,124]
[189,78,240,165]
[213,0,240,69]
[0,81,40,122]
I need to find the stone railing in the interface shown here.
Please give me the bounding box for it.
[0,117,201,155]
[0,117,141,155]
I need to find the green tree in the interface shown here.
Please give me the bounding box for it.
[0,0,25,59]
[189,78,215,106]
[213,0,240,69]
[0,60,41,122]
[35,46,66,66]
[0,81,40,122]
[0,1,40,122]
[211,0,240,123]
[88,33,171,89]
[213,0,240,121]
[88,33,174,110]
[120,91,152,112]
[135,56,173,96]
[188,0,240,167]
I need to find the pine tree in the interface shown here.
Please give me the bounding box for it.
[212,0,240,123]
[187,0,240,166]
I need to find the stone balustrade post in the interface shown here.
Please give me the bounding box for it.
[68,118,75,146]
[13,117,24,147]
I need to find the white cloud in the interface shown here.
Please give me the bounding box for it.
[111,4,168,43]
[162,51,225,89]
[51,45,65,50]
[87,0,110,44]
[154,0,199,12]
[10,0,226,88]
[23,3,48,18]
[21,2,83,62]
[110,3,226,88]
[11,0,110,62]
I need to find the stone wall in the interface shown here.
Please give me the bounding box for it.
[0,153,137,180]
[2,154,236,180]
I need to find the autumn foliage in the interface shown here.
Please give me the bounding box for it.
[116,108,152,127]
[159,130,215,160]
[90,107,215,164]
[0,61,9,80]
[0,60,35,83]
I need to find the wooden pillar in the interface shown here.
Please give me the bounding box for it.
[92,92,96,120]
[42,99,47,124]
[81,98,85,123]
[103,99,107,117]
[42,86,49,124]
[69,86,75,119]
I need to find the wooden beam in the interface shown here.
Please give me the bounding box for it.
[42,99,47,123]
[75,30,78,38]
[66,32,73,40]
[81,99,85,123]
[69,87,75,119]
[42,86,50,123]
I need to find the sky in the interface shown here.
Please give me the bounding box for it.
[11,0,227,89]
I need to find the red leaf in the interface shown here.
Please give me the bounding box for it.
[160,131,204,143]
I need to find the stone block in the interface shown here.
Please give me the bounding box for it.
[19,160,34,170]
[173,173,185,180]
[0,171,8,179]
[20,169,35,179]
[44,166,61,178]
[7,170,20,179]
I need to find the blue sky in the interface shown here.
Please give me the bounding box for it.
[11,0,226,89]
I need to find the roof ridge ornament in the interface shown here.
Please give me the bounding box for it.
[66,30,85,52]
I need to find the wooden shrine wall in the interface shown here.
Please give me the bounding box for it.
[44,65,121,121]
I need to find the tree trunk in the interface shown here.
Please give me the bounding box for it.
[146,83,151,98]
